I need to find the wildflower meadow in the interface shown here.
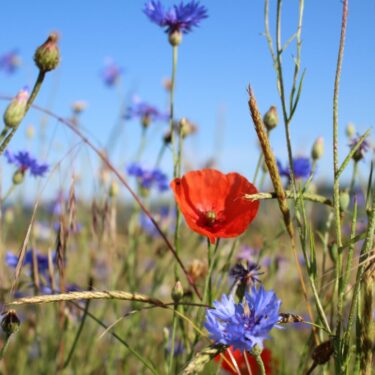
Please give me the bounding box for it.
[0,1,374,374]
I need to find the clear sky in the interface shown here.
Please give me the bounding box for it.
[1,0,375,199]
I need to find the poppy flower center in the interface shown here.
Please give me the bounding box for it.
[205,210,217,226]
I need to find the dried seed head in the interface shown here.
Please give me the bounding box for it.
[1,310,20,336]
[311,340,333,365]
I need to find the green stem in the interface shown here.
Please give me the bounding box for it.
[0,334,11,360]
[332,0,348,251]
[168,309,178,374]
[135,126,147,161]
[1,184,16,204]
[349,160,358,196]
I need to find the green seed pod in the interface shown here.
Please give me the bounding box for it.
[263,106,278,131]
[1,310,20,336]
[34,32,60,72]
[311,137,324,160]
[3,88,29,129]
[169,30,182,46]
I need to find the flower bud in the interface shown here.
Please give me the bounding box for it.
[1,310,20,336]
[339,189,350,212]
[179,117,197,138]
[263,106,278,131]
[71,100,87,115]
[169,30,182,46]
[3,87,29,129]
[171,281,184,302]
[346,123,355,138]
[163,130,172,144]
[311,137,324,160]
[109,180,119,198]
[4,208,15,224]
[34,32,60,72]
[12,170,25,185]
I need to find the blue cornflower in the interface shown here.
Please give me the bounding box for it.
[349,133,371,161]
[101,58,123,87]
[205,286,281,351]
[125,97,168,127]
[5,150,49,177]
[277,156,312,180]
[144,1,208,34]
[5,249,55,275]
[140,206,172,237]
[127,162,169,192]
[0,50,21,74]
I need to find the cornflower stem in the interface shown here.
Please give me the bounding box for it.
[135,126,147,161]
[332,0,348,252]
[0,334,11,360]
[168,308,178,375]
[155,142,167,168]
[1,184,16,204]
[0,70,46,156]
[342,190,375,371]
[251,347,266,375]
[349,160,358,196]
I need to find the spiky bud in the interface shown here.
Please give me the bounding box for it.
[34,32,60,72]
[171,281,184,302]
[169,30,182,46]
[311,137,324,160]
[263,106,278,131]
[1,310,20,336]
[3,88,29,129]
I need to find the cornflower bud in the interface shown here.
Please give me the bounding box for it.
[109,180,119,198]
[171,281,184,302]
[346,123,355,138]
[169,30,182,46]
[263,106,278,131]
[34,32,60,72]
[1,310,20,336]
[339,189,350,212]
[12,170,25,185]
[311,137,324,160]
[3,87,29,129]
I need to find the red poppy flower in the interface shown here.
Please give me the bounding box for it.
[215,347,273,375]
[170,169,259,244]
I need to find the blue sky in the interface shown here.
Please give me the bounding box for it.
[0,0,374,199]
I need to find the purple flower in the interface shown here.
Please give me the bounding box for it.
[5,249,55,275]
[349,133,371,161]
[236,245,258,262]
[0,50,21,74]
[127,162,168,192]
[125,96,169,126]
[277,157,312,180]
[101,58,123,87]
[144,1,208,34]
[205,286,281,351]
[230,262,264,286]
[140,206,173,237]
[5,150,49,177]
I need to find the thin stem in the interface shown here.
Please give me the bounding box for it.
[332,0,348,249]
